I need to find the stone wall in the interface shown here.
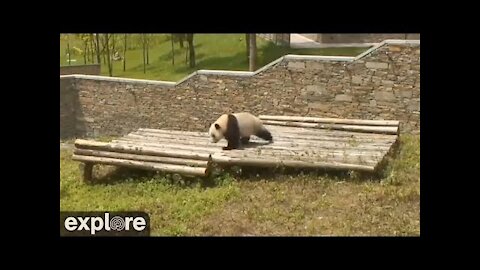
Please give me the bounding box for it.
[60,77,77,138]
[60,64,101,75]
[60,40,420,139]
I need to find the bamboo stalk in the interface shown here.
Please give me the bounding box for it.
[259,115,400,126]
[72,154,207,176]
[74,149,209,167]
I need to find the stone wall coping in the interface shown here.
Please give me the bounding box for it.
[354,39,420,60]
[60,39,419,87]
[59,74,177,87]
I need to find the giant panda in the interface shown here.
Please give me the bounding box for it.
[208,112,273,150]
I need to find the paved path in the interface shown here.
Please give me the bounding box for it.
[290,34,376,49]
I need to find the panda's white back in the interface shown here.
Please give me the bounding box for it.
[233,112,262,137]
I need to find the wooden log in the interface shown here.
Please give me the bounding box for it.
[259,115,400,126]
[74,139,211,160]
[125,132,395,147]
[104,141,383,167]
[74,149,209,167]
[72,155,208,176]
[78,137,389,160]
[135,129,396,145]
[262,120,399,135]
[111,139,387,158]
[80,163,93,182]
[116,136,392,152]
[218,151,383,165]
[211,154,376,172]
[265,125,398,138]
[137,127,397,139]
[130,130,396,144]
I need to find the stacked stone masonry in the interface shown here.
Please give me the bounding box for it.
[60,41,420,139]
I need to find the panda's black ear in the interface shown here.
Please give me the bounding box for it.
[215,124,220,130]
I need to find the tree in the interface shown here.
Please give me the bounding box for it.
[89,34,95,64]
[245,34,250,60]
[123,34,127,71]
[75,34,91,64]
[66,35,71,65]
[95,33,101,64]
[249,34,257,71]
[102,34,113,76]
[171,34,175,66]
[178,34,185,48]
[146,34,150,65]
[186,34,195,68]
[142,34,146,74]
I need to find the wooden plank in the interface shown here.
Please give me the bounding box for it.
[80,163,93,182]
[265,125,398,139]
[74,139,211,160]
[111,139,387,158]
[259,115,400,126]
[218,150,383,165]
[211,154,376,172]
[108,140,384,165]
[74,149,209,167]
[129,131,395,145]
[131,130,396,144]
[72,155,208,176]
[117,135,392,152]
[262,120,398,135]
[138,127,397,140]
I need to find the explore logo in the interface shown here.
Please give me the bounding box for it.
[60,212,150,236]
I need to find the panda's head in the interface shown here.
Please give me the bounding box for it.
[209,123,223,143]
[208,114,228,143]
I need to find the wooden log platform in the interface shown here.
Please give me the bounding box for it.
[72,115,400,181]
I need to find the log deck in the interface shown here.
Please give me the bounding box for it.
[72,115,400,181]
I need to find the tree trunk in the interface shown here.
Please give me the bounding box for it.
[187,34,195,68]
[171,34,175,66]
[95,33,101,64]
[90,35,95,64]
[104,34,112,77]
[67,42,71,65]
[111,34,116,57]
[245,34,250,60]
[83,41,87,64]
[146,34,149,65]
[185,42,188,65]
[179,34,184,48]
[142,34,146,74]
[249,34,257,71]
[123,34,127,71]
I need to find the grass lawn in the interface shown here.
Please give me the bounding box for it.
[60,135,420,236]
[60,34,369,81]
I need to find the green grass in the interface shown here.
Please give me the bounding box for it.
[60,34,368,81]
[60,135,420,236]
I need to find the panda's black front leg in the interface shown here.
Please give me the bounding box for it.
[223,138,240,150]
